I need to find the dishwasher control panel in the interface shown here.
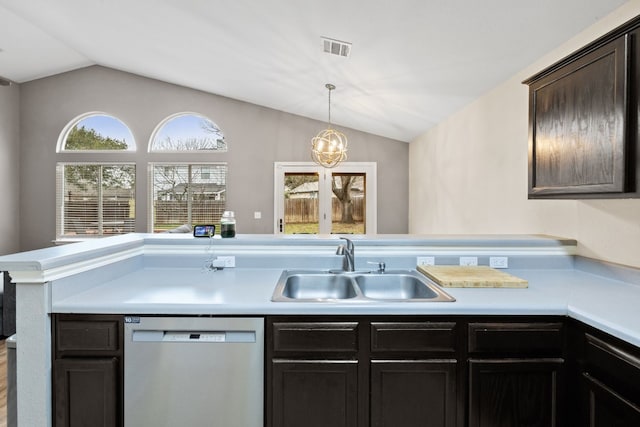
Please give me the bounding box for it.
[164,332,226,342]
[131,329,256,343]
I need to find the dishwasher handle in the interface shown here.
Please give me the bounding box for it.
[132,330,256,343]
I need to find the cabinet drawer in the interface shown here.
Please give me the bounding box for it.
[55,317,121,356]
[272,322,359,355]
[468,322,563,355]
[371,322,457,354]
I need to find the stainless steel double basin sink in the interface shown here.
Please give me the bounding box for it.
[271,270,455,302]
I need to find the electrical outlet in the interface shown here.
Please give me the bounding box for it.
[490,256,509,269]
[417,256,435,266]
[459,256,478,266]
[217,256,235,267]
[254,211,262,219]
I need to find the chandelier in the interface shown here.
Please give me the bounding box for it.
[311,83,348,168]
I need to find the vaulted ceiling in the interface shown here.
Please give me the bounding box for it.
[0,0,628,141]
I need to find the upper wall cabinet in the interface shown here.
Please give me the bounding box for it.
[524,15,640,199]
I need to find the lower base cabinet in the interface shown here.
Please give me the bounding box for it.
[271,361,359,427]
[582,373,640,426]
[370,360,457,427]
[574,323,640,427]
[267,317,460,427]
[54,358,118,427]
[50,314,640,427]
[468,359,564,427]
[52,314,123,427]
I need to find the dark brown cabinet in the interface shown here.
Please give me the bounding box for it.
[581,373,640,426]
[467,322,565,427]
[271,361,359,427]
[526,36,627,197]
[468,359,564,427]
[267,319,363,427]
[524,14,640,199]
[52,314,123,427]
[370,361,457,427]
[571,323,640,427]
[266,318,460,427]
[51,313,640,427]
[369,321,459,427]
[54,358,118,427]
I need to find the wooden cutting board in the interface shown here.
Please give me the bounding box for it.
[417,265,528,288]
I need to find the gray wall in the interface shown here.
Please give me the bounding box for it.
[0,82,20,255]
[19,66,409,250]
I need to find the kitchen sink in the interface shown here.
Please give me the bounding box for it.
[355,274,440,300]
[279,273,358,300]
[272,270,455,302]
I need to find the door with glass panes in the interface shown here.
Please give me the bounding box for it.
[274,162,376,235]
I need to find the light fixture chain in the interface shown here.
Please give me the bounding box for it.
[328,85,332,126]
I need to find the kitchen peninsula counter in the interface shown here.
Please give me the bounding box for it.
[1,233,639,427]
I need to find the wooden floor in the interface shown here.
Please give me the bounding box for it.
[0,339,6,427]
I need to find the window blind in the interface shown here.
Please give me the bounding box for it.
[56,163,136,238]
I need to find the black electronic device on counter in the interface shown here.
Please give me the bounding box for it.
[193,224,216,237]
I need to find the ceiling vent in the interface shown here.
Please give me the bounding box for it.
[321,37,352,58]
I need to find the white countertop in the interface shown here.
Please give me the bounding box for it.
[2,233,638,346]
[51,265,640,348]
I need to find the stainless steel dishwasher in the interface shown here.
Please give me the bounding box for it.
[124,316,264,427]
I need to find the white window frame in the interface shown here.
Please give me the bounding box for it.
[148,112,227,153]
[56,162,136,240]
[57,111,137,153]
[148,162,227,232]
[274,162,377,235]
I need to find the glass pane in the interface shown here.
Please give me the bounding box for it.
[101,165,136,235]
[284,173,319,234]
[152,164,227,232]
[150,114,226,151]
[64,114,135,150]
[331,173,366,234]
[60,164,135,237]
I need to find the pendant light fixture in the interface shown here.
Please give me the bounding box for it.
[311,83,348,168]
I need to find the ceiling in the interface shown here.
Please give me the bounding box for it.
[0,0,628,142]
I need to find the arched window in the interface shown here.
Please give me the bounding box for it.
[149,112,226,152]
[56,113,136,240]
[58,112,136,152]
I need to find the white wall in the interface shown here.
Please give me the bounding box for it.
[0,82,20,255]
[19,66,409,250]
[410,0,640,268]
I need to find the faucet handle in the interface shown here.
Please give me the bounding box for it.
[340,236,354,249]
[367,261,386,273]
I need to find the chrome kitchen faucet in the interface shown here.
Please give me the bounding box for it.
[336,237,355,272]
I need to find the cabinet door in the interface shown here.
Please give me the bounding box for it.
[582,373,640,427]
[468,359,564,427]
[54,358,119,427]
[370,360,457,427]
[527,35,628,197]
[271,360,358,427]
